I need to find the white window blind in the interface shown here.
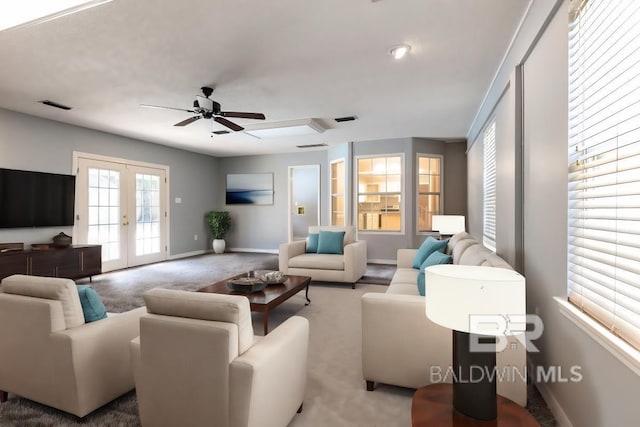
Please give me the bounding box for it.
[483,120,497,251]
[568,0,640,351]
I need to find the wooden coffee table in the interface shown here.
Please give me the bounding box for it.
[198,272,311,335]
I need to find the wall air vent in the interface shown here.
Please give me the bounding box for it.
[38,100,72,110]
[296,143,328,149]
[334,116,357,122]
[212,130,230,135]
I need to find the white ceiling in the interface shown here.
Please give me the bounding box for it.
[0,0,529,157]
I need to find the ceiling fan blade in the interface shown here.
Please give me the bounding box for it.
[219,111,266,120]
[174,116,202,127]
[141,104,195,113]
[215,116,244,131]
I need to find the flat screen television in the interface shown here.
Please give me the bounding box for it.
[0,168,76,228]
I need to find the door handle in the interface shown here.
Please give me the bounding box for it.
[122,221,129,226]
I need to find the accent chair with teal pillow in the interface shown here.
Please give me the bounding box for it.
[416,250,452,296]
[412,236,449,269]
[316,230,345,254]
[306,233,319,253]
[76,285,108,323]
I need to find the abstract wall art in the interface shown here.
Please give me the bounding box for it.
[225,173,274,205]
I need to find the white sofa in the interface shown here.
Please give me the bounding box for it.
[130,288,309,427]
[361,232,527,406]
[279,226,367,289]
[0,274,146,417]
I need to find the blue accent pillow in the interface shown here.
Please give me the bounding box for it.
[317,231,345,254]
[77,285,107,323]
[412,237,449,269]
[417,251,452,296]
[306,233,319,253]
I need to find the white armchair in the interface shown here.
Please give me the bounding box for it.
[0,274,146,418]
[279,225,367,289]
[130,288,309,427]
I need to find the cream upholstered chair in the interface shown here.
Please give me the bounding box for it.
[0,274,146,417]
[130,288,309,427]
[279,225,367,289]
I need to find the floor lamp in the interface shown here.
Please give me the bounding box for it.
[424,264,525,421]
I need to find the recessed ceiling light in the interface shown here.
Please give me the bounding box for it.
[390,44,411,60]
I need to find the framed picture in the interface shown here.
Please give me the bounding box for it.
[226,173,274,205]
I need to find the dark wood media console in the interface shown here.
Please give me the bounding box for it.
[0,245,101,281]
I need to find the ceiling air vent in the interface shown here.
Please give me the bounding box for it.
[334,116,356,122]
[39,100,72,110]
[296,143,328,149]
[212,130,230,135]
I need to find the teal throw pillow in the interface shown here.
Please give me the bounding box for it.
[412,237,449,269]
[306,233,319,253]
[417,251,452,296]
[317,230,345,254]
[77,285,107,323]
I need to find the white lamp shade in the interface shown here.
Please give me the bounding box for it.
[425,264,525,335]
[431,215,465,235]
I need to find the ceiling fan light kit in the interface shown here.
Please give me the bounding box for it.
[244,118,327,139]
[141,86,265,132]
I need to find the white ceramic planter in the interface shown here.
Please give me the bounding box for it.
[212,239,226,254]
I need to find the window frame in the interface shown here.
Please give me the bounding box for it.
[483,118,497,251]
[355,153,404,234]
[561,0,640,372]
[416,153,444,234]
[329,158,346,226]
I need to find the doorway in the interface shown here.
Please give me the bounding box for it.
[288,165,320,241]
[73,153,169,272]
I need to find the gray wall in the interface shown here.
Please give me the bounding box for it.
[0,108,219,256]
[466,1,640,426]
[216,151,328,252]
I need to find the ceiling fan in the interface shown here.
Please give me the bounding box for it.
[141,86,265,131]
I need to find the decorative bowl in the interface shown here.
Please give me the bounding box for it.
[52,232,72,247]
[260,271,287,285]
[227,277,266,293]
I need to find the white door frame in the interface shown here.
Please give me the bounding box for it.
[72,151,170,271]
[287,164,320,242]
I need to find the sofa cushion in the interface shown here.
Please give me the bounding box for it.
[144,288,254,354]
[386,282,421,295]
[1,274,85,329]
[317,231,345,254]
[417,251,453,296]
[458,244,493,266]
[446,231,472,255]
[76,285,108,323]
[308,225,355,246]
[412,237,448,268]
[306,233,319,253]
[451,239,480,264]
[289,253,345,270]
[390,268,419,286]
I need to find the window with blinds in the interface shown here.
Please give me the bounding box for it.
[483,120,497,251]
[568,0,640,351]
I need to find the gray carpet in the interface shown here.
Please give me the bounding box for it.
[0,253,556,426]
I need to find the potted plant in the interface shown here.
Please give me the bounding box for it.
[206,211,232,254]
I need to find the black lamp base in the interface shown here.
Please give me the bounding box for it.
[452,330,497,421]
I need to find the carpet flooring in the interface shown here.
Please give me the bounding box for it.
[0,253,557,426]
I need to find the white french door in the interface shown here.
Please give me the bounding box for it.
[74,155,168,272]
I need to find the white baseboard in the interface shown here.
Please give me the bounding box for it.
[367,258,396,265]
[168,249,209,260]
[528,361,574,427]
[228,247,279,254]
